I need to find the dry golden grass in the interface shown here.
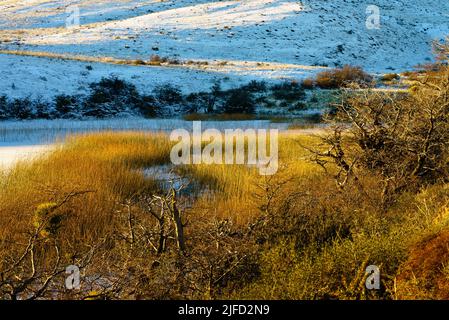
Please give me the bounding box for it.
[0,131,173,247]
[0,130,324,232]
[315,65,373,89]
[177,133,323,225]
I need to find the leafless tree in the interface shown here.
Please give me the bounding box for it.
[0,190,95,300]
[308,63,449,206]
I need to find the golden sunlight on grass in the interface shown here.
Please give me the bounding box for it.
[0,130,323,237]
[0,132,172,243]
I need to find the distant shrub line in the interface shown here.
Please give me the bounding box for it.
[0,65,377,120]
[0,77,313,120]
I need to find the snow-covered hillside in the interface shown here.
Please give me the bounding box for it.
[0,0,448,99]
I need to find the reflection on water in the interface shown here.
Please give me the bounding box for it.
[0,118,290,145]
[142,164,212,200]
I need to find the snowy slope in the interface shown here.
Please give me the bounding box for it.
[0,52,325,99]
[0,0,448,99]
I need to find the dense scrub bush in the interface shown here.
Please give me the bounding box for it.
[9,97,34,119]
[185,91,217,113]
[83,77,138,117]
[0,95,10,119]
[222,87,256,114]
[226,162,437,300]
[271,81,305,101]
[0,96,54,119]
[313,65,449,204]
[135,94,158,118]
[153,83,183,105]
[241,80,267,92]
[301,78,315,89]
[55,94,79,117]
[82,77,158,118]
[315,65,373,89]
[33,97,52,119]
[251,175,381,248]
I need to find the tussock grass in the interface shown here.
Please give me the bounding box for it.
[0,132,172,247]
[177,134,323,224]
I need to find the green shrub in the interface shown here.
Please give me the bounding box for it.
[0,95,10,119]
[271,81,305,101]
[222,88,256,114]
[55,94,78,116]
[153,84,183,104]
[242,80,267,92]
[9,97,34,119]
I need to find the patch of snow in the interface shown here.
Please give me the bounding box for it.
[0,52,322,100]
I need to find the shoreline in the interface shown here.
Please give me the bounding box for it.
[0,144,52,171]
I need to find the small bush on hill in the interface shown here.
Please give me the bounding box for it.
[271,81,305,101]
[0,95,10,120]
[83,77,144,117]
[153,84,183,105]
[149,54,168,65]
[55,94,79,117]
[9,97,34,119]
[301,78,315,89]
[222,88,256,114]
[315,65,373,89]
